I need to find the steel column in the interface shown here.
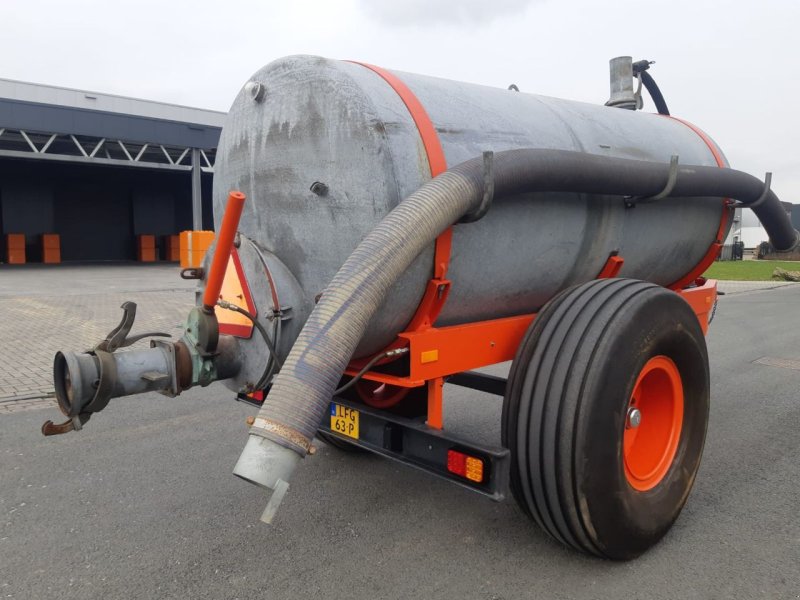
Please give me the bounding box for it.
[191,148,203,230]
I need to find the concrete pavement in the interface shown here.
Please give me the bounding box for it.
[0,270,799,599]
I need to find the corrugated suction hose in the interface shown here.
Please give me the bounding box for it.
[234,148,799,511]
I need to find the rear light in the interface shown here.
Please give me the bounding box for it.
[447,449,485,483]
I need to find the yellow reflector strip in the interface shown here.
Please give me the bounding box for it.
[465,457,484,482]
[420,349,439,364]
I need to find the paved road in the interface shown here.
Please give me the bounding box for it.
[0,264,194,401]
[1,274,799,599]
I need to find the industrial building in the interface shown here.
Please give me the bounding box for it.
[2,76,797,264]
[0,78,224,263]
[736,203,800,248]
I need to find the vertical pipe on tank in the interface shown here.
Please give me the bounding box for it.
[606,56,637,110]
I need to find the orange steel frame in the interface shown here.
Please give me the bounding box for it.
[345,278,717,431]
[342,63,723,431]
[345,280,717,429]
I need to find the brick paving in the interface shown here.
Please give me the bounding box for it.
[0,264,795,413]
[0,265,195,410]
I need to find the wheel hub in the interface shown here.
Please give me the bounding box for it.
[626,407,642,429]
[623,355,684,491]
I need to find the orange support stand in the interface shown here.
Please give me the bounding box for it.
[427,378,445,430]
[597,254,624,278]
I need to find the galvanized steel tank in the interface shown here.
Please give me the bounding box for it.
[212,55,729,357]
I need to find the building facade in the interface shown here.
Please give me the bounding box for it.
[0,78,224,262]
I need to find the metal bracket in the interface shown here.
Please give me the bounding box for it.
[732,172,772,208]
[94,302,170,352]
[266,305,293,322]
[460,151,494,223]
[180,267,204,280]
[41,413,91,437]
[625,154,679,208]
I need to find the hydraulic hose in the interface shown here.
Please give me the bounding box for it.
[640,71,670,116]
[632,60,670,116]
[234,148,799,502]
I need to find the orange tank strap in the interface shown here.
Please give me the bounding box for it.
[665,116,733,290]
[351,62,453,333]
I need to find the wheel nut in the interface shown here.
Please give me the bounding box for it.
[627,407,642,429]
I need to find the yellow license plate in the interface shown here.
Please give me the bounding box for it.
[330,403,359,439]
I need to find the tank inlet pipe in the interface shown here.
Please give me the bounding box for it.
[45,191,249,436]
[234,148,800,520]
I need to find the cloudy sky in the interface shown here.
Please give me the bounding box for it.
[2,0,799,208]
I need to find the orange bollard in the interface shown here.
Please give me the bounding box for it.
[202,191,246,311]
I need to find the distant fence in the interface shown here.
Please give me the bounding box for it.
[717,242,744,261]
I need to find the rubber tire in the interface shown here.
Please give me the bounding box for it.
[502,279,710,560]
[316,430,367,453]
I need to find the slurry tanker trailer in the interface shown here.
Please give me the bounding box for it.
[45,56,799,559]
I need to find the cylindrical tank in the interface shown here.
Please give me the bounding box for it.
[213,55,728,357]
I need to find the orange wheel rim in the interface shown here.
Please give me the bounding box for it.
[623,355,684,491]
[355,380,410,409]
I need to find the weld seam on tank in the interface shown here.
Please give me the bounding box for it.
[235,148,799,495]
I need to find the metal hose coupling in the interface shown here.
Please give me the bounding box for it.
[233,426,305,524]
[43,301,174,435]
[44,191,248,436]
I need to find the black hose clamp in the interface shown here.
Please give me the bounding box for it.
[460,151,495,223]
[731,172,772,209]
[626,155,679,207]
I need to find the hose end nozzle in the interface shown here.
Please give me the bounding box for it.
[233,434,302,523]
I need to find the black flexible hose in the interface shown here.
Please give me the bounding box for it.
[632,60,670,116]
[257,317,281,390]
[640,71,670,116]
[333,347,409,395]
[217,301,282,386]
[239,148,799,488]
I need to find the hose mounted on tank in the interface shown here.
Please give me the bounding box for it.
[234,148,800,519]
[632,59,670,115]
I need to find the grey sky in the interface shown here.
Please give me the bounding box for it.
[2,0,799,202]
[359,0,540,26]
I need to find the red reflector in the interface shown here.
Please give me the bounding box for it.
[447,449,484,483]
[447,449,467,474]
